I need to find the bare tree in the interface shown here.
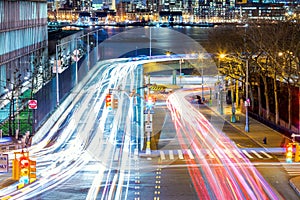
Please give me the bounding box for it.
[248,20,300,127]
[207,20,300,130]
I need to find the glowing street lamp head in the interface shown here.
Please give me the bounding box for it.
[219,53,226,59]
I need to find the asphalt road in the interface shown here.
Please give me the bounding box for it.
[136,102,299,199]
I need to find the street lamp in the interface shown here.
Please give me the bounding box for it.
[245,59,249,132]
[216,52,250,130]
[179,59,184,85]
[198,53,205,102]
[218,53,226,115]
[149,27,152,57]
[55,44,60,106]
[55,38,81,106]
[86,28,101,69]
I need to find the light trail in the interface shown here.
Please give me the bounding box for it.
[0,60,140,199]
[166,89,281,200]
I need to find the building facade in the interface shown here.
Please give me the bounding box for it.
[0,0,49,136]
[0,0,49,97]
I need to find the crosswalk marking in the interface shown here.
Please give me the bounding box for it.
[114,148,120,161]
[169,150,174,160]
[260,151,272,159]
[155,149,273,162]
[251,150,263,159]
[186,149,194,159]
[195,148,205,159]
[178,150,184,159]
[233,149,243,159]
[242,150,253,159]
[282,163,300,176]
[160,151,166,160]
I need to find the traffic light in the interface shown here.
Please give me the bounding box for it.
[295,144,300,162]
[286,143,293,163]
[105,94,112,110]
[29,159,37,183]
[112,98,118,109]
[12,159,20,180]
[236,0,247,4]
[146,96,155,109]
[19,155,30,184]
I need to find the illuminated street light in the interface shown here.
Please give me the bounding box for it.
[87,28,100,70]
[198,53,205,103]
[245,59,249,132]
[218,53,226,115]
[179,59,184,85]
[217,53,249,130]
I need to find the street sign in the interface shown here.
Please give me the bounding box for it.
[145,123,152,132]
[28,100,37,109]
[0,154,8,173]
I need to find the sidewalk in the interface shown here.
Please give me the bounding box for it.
[208,101,300,197]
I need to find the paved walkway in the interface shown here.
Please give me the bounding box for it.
[208,101,300,197]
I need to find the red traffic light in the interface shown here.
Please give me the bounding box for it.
[19,156,29,168]
[105,94,112,109]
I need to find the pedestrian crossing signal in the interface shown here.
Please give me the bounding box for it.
[286,143,293,163]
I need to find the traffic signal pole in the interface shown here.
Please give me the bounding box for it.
[145,109,152,155]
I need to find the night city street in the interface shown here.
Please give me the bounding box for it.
[0,1,299,199]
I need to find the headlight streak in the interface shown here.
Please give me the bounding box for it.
[86,62,140,200]
[0,62,130,199]
[166,89,280,200]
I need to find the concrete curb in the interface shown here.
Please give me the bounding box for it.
[289,177,300,197]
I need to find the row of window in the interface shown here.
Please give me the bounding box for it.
[0,1,47,31]
[0,26,48,56]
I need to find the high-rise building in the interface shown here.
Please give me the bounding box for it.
[0,0,49,98]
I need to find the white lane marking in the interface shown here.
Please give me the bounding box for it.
[160,151,166,160]
[195,148,205,159]
[169,150,174,160]
[251,150,263,159]
[187,149,194,159]
[233,149,243,159]
[260,151,273,159]
[114,148,120,161]
[178,150,184,159]
[242,150,253,159]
